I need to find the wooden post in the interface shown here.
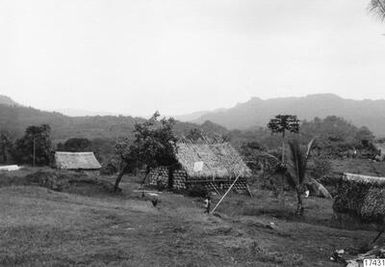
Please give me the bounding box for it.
[246,184,253,197]
[210,174,241,214]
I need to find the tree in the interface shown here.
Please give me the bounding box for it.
[286,138,315,215]
[355,126,375,147]
[113,137,138,191]
[0,130,13,163]
[12,124,52,166]
[300,116,363,158]
[240,141,266,173]
[369,0,385,21]
[267,115,300,202]
[57,138,92,152]
[267,114,300,163]
[113,112,178,191]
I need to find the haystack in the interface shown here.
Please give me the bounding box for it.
[333,173,385,224]
[148,142,252,193]
[54,152,101,171]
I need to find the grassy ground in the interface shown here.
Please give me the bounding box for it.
[0,169,383,266]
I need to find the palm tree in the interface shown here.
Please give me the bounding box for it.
[267,114,300,163]
[286,138,315,216]
[369,0,385,21]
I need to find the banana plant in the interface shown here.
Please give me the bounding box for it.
[286,138,315,215]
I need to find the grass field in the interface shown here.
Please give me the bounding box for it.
[0,168,383,266]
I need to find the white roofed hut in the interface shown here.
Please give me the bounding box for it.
[53,152,102,172]
[147,142,252,194]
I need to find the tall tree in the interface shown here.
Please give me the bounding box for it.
[12,124,52,166]
[113,112,178,191]
[0,130,13,163]
[267,114,300,163]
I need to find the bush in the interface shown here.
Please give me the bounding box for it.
[310,157,332,179]
[100,162,118,175]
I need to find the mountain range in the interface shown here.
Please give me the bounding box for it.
[0,95,226,143]
[184,94,385,135]
[1,93,385,140]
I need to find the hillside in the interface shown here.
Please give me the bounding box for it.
[193,94,385,135]
[0,95,20,106]
[0,100,227,143]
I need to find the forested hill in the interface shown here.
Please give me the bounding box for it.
[0,103,229,143]
[192,94,385,135]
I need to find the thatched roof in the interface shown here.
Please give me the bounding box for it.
[54,152,101,170]
[333,172,385,224]
[342,172,385,185]
[175,142,252,179]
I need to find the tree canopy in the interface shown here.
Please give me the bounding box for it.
[113,112,178,191]
[12,124,52,166]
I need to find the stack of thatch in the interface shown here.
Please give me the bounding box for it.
[333,173,385,224]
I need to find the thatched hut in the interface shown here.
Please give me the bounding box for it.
[333,172,385,225]
[148,142,252,193]
[53,152,102,172]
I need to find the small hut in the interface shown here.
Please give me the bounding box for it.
[148,142,252,193]
[53,152,102,172]
[333,172,385,226]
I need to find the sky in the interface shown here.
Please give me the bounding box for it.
[0,0,384,117]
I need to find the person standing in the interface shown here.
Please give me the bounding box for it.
[204,195,211,214]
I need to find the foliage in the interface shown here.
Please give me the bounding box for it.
[301,116,376,158]
[240,141,266,173]
[369,0,385,21]
[114,137,138,172]
[267,115,300,136]
[0,129,13,163]
[286,138,315,215]
[309,157,332,180]
[267,114,300,163]
[12,124,52,166]
[113,112,178,191]
[286,139,313,187]
[185,127,230,144]
[100,161,119,175]
[132,112,178,168]
[355,126,375,147]
[57,138,92,152]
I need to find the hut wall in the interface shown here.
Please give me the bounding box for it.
[147,166,248,193]
[148,167,188,190]
[148,167,169,188]
[184,176,249,193]
[173,170,188,190]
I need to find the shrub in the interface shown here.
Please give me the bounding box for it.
[100,162,118,175]
[310,157,332,179]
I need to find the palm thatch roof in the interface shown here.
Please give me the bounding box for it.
[333,172,385,224]
[54,152,101,170]
[342,172,385,185]
[175,142,252,179]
